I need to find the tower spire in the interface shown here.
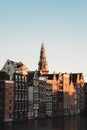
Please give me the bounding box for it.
[38,42,49,75]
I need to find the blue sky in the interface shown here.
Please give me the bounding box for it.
[0,0,87,80]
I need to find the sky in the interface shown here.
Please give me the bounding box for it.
[0,0,87,80]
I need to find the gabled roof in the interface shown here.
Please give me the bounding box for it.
[8,59,24,69]
[1,59,29,75]
[2,59,27,69]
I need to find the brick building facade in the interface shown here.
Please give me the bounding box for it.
[0,72,14,122]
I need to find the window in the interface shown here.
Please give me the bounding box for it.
[19,75,21,81]
[14,112,17,118]
[18,92,21,100]
[15,82,18,89]
[10,99,12,104]
[15,82,17,89]
[0,84,3,88]
[34,86,38,92]
[10,85,12,89]
[18,83,21,89]
[46,96,52,101]
[25,84,27,89]
[75,100,77,105]
[34,80,38,86]
[21,83,24,90]
[7,67,10,72]
[59,86,63,90]
[9,114,12,119]
[46,103,52,109]
[21,103,24,110]
[25,92,27,100]
[22,76,24,82]
[10,106,12,110]
[40,95,46,102]
[5,92,8,96]
[10,92,12,95]
[15,92,18,100]
[74,94,77,99]
[34,93,39,101]
[18,102,21,110]
[25,76,27,82]
[24,112,27,118]
[25,102,27,110]
[15,102,18,110]
[15,75,18,81]
[5,98,8,102]
[21,92,24,99]
[34,104,39,109]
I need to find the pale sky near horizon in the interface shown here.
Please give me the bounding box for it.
[0,0,87,80]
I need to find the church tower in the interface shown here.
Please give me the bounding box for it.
[38,43,49,75]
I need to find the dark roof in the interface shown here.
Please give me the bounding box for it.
[79,73,82,79]
[69,73,83,83]
[84,82,87,85]
[27,71,35,83]
[84,82,87,87]
[27,71,37,85]
[42,73,59,80]
[0,71,10,80]
[8,59,24,68]
[84,82,87,91]
[42,74,53,80]
[70,73,77,83]
[56,74,59,80]
[16,62,23,68]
